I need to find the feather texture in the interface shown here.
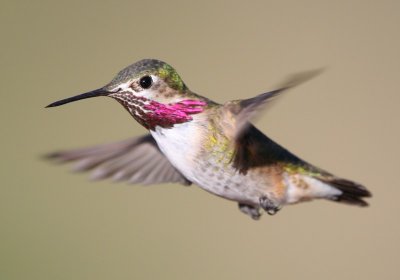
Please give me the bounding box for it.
[46,134,192,186]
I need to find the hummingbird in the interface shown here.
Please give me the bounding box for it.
[46,59,371,220]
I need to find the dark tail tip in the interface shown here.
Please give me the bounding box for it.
[328,178,372,207]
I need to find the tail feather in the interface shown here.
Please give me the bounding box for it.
[321,177,372,207]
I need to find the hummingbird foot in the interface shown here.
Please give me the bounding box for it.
[238,203,262,220]
[259,196,281,215]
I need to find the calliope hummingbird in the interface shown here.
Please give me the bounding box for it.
[46,59,371,220]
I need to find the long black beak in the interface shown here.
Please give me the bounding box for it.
[46,88,110,108]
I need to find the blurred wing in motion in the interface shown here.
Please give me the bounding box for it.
[223,69,324,139]
[46,134,192,186]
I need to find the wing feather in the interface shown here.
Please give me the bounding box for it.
[46,134,192,186]
[223,69,324,139]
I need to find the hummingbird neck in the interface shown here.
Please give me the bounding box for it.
[111,93,207,130]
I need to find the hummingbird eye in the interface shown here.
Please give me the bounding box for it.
[139,75,153,89]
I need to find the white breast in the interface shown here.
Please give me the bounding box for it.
[150,122,203,181]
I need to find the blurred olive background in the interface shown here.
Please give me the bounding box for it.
[1,1,399,279]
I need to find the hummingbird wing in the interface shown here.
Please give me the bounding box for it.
[219,69,324,174]
[223,69,324,139]
[46,134,192,186]
[229,124,305,174]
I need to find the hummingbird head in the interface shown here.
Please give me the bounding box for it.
[46,59,207,130]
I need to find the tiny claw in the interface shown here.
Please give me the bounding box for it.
[238,203,262,220]
[259,196,281,215]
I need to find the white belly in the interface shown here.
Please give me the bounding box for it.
[150,123,264,204]
[150,123,202,182]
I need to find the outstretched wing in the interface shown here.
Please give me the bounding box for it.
[223,69,324,139]
[216,69,323,174]
[46,134,192,186]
